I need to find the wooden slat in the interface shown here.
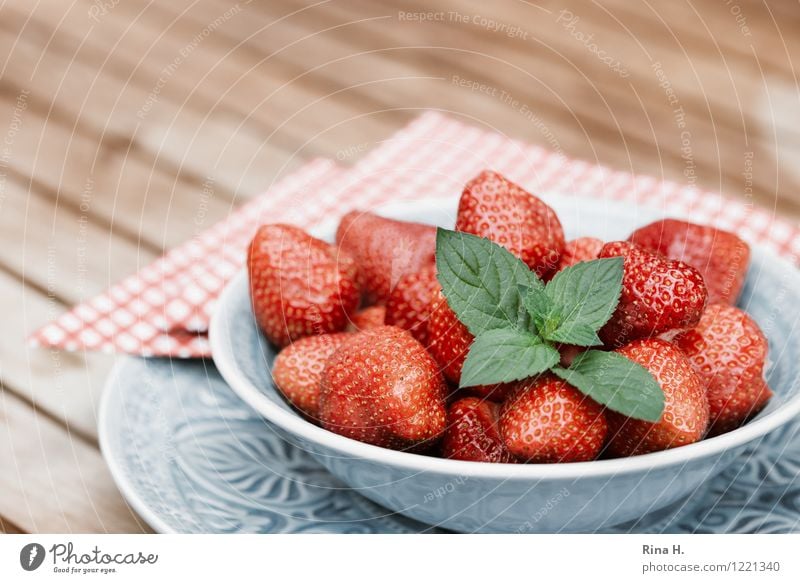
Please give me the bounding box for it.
[0,0,400,177]
[0,25,298,201]
[608,0,800,80]
[0,177,142,439]
[0,266,111,441]
[178,0,794,218]
[0,88,235,252]
[0,177,156,305]
[0,515,26,534]
[7,0,799,219]
[0,388,149,533]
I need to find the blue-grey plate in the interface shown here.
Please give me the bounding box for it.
[100,357,800,533]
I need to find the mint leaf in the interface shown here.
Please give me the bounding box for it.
[436,229,542,335]
[552,350,664,422]
[460,329,559,387]
[540,257,623,346]
[521,284,557,336]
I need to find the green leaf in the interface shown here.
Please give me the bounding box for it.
[436,229,542,335]
[460,329,560,388]
[545,323,602,346]
[552,350,665,422]
[541,257,623,346]
[521,284,557,336]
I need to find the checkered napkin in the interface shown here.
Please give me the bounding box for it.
[30,111,800,358]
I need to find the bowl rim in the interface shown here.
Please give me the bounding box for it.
[210,202,800,481]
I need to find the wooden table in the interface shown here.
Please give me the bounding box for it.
[1,0,798,533]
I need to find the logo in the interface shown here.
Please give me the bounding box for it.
[20,543,46,571]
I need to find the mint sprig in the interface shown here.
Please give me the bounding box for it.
[436,228,541,335]
[526,257,623,347]
[436,228,664,422]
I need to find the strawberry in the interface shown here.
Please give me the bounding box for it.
[385,264,439,344]
[629,219,750,305]
[347,305,386,332]
[426,288,515,401]
[558,344,587,367]
[673,304,772,436]
[605,338,709,456]
[319,326,447,450]
[556,237,604,272]
[442,397,515,463]
[598,241,707,347]
[456,170,565,279]
[336,211,436,305]
[248,224,360,347]
[426,288,469,383]
[272,332,352,419]
[499,375,608,463]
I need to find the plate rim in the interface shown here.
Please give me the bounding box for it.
[98,357,179,534]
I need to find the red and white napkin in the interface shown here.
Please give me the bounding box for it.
[30,112,800,358]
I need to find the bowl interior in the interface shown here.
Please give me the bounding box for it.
[211,194,800,475]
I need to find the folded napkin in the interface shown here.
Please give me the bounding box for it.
[31,112,800,357]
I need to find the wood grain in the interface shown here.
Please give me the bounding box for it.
[1,0,798,533]
[0,388,149,532]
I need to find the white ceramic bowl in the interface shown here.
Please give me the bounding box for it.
[210,195,800,533]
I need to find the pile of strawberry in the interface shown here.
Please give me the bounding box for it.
[248,170,773,463]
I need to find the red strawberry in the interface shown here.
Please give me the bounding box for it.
[558,344,587,367]
[426,288,515,402]
[456,170,565,279]
[347,306,386,332]
[426,288,469,383]
[500,376,608,463]
[556,237,604,272]
[605,338,709,456]
[442,397,515,463]
[319,326,447,450]
[673,304,772,436]
[385,264,439,344]
[336,211,436,305]
[248,224,360,347]
[272,332,352,419]
[598,241,707,347]
[629,219,750,305]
